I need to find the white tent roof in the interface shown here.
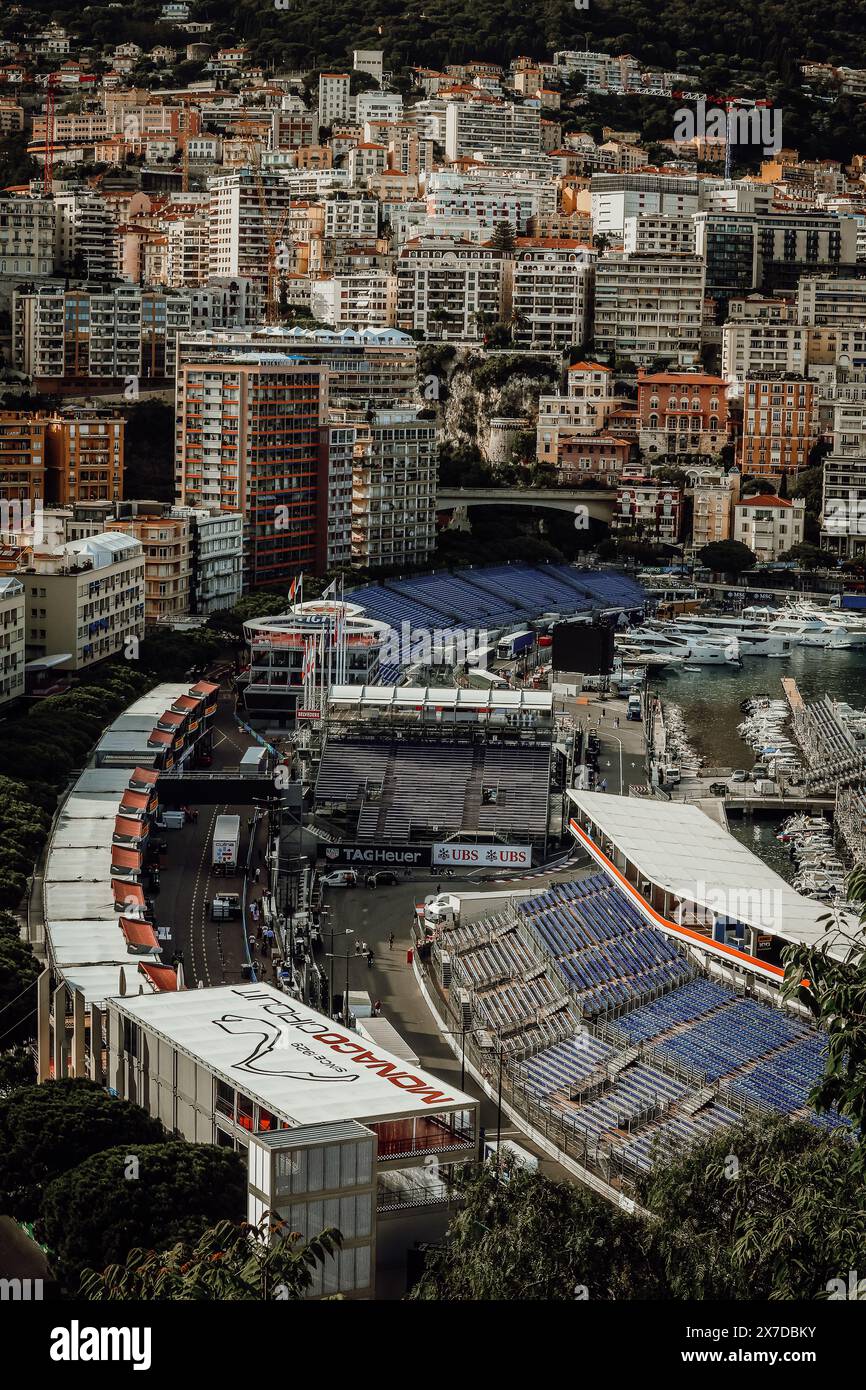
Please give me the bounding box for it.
[48,922,141,967]
[567,790,863,958]
[72,770,139,794]
[61,964,142,1007]
[44,846,113,883]
[111,984,474,1126]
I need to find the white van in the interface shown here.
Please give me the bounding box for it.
[320,869,358,888]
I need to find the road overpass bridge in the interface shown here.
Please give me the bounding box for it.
[437,486,617,522]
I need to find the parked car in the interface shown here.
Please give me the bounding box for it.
[365,870,400,888]
[729,769,748,783]
[320,869,358,888]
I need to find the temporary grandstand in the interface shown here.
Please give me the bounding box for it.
[349,563,646,651]
[315,732,553,849]
[424,872,847,1190]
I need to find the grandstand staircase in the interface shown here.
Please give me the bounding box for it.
[608,1044,641,1077]
[461,744,486,831]
[374,756,398,836]
[680,1085,716,1116]
[539,994,572,1021]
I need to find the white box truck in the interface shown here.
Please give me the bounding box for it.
[212,814,241,871]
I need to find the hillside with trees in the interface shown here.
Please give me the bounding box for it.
[10,0,866,87]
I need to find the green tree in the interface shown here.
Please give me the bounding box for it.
[778,542,830,571]
[0,1079,163,1223]
[780,868,866,1145]
[641,1116,866,1299]
[0,912,40,1045]
[80,1217,341,1301]
[409,1160,658,1300]
[0,1045,35,1094]
[490,220,516,251]
[38,1142,247,1290]
[698,539,757,576]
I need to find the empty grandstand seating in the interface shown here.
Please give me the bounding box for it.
[518,1034,614,1098]
[350,564,646,644]
[437,872,846,1181]
[649,998,806,1084]
[617,1101,743,1173]
[518,875,693,1019]
[314,738,550,842]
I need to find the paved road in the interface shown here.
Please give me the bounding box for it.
[155,690,264,986]
[581,694,647,797]
[318,860,592,1176]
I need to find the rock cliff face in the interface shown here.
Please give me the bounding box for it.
[422,347,560,464]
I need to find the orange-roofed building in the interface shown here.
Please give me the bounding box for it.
[637,368,731,461]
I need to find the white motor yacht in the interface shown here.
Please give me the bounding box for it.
[666,613,793,658]
[627,624,741,666]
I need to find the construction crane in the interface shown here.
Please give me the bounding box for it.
[724,98,772,182]
[237,119,291,324]
[43,72,61,195]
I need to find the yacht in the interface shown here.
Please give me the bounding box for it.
[624,625,741,666]
[742,605,865,649]
[665,613,793,658]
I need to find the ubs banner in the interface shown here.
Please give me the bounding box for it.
[318,842,432,867]
[432,843,532,869]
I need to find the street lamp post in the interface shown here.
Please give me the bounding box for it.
[495,1042,505,1170]
[440,1023,505,1168]
[325,939,355,1025]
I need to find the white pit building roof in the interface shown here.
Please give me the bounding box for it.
[111,984,475,1127]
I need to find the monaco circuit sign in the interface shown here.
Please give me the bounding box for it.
[432,843,532,868]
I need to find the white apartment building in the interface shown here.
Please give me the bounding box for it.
[721,321,810,391]
[821,385,866,559]
[165,216,208,286]
[326,424,355,569]
[356,92,403,124]
[0,197,55,278]
[322,195,379,241]
[310,273,397,330]
[444,100,542,161]
[510,245,594,350]
[396,237,505,339]
[424,176,547,235]
[170,505,244,615]
[347,409,437,569]
[347,143,388,182]
[591,174,700,237]
[733,495,805,561]
[22,532,145,671]
[796,275,866,326]
[536,362,623,461]
[623,213,696,256]
[207,171,295,296]
[318,73,351,127]
[593,253,705,366]
[353,49,384,85]
[13,282,254,383]
[0,577,25,706]
[53,191,119,279]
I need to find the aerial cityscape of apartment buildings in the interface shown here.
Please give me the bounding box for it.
[1,1,866,1334]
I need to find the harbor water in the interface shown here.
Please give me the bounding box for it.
[653,646,866,771]
[654,646,866,879]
